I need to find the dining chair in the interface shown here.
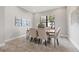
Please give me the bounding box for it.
[48,27,61,47]
[37,28,49,46]
[45,27,55,44]
[54,27,61,47]
[29,28,37,42]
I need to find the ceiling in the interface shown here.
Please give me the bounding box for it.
[20,6,64,13]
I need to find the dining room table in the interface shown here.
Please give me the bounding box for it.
[45,29,55,37]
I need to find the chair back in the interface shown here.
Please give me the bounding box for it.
[55,27,61,38]
[29,28,37,38]
[37,28,48,40]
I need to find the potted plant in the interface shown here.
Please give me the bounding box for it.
[49,16,55,28]
[49,16,55,22]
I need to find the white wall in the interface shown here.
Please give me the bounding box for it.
[33,13,40,28]
[33,7,68,36]
[4,7,33,40]
[0,7,5,44]
[67,6,79,50]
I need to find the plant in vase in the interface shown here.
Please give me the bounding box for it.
[49,16,55,22]
[49,16,55,28]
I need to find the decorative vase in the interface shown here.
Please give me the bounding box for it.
[49,16,55,29]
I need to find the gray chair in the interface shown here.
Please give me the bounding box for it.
[54,27,61,47]
[37,28,49,46]
[29,28,37,42]
[49,27,61,47]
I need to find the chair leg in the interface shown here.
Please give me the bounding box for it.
[47,37,51,44]
[39,39,42,44]
[38,39,40,44]
[40,39,42,44]
[34,38,40,44]
[57,38,59,46]
[45,40,47,46]
[30,37,33,42]
[34,38,36,43]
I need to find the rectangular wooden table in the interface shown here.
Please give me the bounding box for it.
[46,29,55,37]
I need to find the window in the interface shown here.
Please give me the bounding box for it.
[15,18,22,27]
[15,17,31,27]
[22,18,27,27]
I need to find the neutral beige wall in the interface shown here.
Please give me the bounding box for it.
[67,6,79,50]
[33,7,68,36]
[4,7,33,40]
[0,7,5,44]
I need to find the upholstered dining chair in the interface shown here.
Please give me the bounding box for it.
[29,28,37,42]
[48,27,61,47]
[54,27,61,47]
[37,28,49,46]
[45,27,53,44]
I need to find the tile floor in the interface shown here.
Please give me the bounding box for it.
[0,37,78,52]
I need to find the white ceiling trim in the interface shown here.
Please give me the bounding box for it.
[20,6,64,13]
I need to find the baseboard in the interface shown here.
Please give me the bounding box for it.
[0,34,25,47]
[5,34,26,43]
[60,34,68,39]
[69,39,79,51]
[0,43,5,47]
